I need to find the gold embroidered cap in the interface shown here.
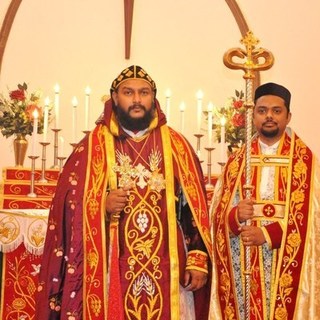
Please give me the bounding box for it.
[111,65,157,93]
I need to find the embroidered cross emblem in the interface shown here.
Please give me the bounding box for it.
[262,204,276,217]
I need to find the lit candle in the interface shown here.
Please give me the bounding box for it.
[165,89,171,125]
[32,109,39,156]
[220,116,226,162]
[54,84,60,129]
[43,97,50,142]
[196,90,203,133]
[72,96,78,143]
[207,102,213,147]
[59,136,65,157]
[85,86,91,131]
[179,102,186,134]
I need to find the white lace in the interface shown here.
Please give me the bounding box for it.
[259,140,280,200]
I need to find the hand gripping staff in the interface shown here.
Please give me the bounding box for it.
[223,31,274,320]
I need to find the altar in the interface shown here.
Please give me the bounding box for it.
[0,167,59,320]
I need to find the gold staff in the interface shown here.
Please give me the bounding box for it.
[223,31,274,320]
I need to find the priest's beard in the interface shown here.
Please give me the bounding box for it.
[260,127,279,138]
[116,103,156,131]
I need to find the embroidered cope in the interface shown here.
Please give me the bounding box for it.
[35,99,212,320]
[209,129,320,320]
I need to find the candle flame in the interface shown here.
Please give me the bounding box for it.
[44,97,50,106]
[72,96,78,107]
[179,102,186,111]
[196,90,204,100]
[85,86,91,95]
[33,109,39,119]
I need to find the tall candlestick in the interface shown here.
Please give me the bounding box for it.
[207,102,213,147]
[85,86,91,131]
[179,102,186,134]
[220,116,226,162]
[196,90,203,133]
[59,136,65,157]
[72,96,78,143]
[31,109,39,156]
[43,97,50,142]
[165,89,171,124]
[54,84,60,129]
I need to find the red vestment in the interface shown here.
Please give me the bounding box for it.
[35,99,212,320]
[209,130,320,319]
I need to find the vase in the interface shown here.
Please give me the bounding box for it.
[13,134,28,167]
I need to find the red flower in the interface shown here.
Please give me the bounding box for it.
[233,100,243,109]
[9,89,25,101]
[231,113,245,127]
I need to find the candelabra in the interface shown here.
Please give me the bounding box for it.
[27,156,39,197]
[52,128,61,168]
[217,161,226,172]
[194,134,204,160]
[70,142,78,151]
[57,156,67,172]
[38,142,50,183]
[205,147,215,190]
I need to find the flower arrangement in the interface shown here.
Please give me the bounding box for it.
[213,90,249,148]
[0,82,48,138]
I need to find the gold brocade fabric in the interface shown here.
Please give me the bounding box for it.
[209,130,320,320]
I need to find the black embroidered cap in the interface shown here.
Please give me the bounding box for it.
[254,82,291,111]
[111,65,157,93]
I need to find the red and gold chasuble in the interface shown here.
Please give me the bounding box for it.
[83,124,211,319]
[211,131,316,320]
[35,99,211,320]
[84,127,210,320]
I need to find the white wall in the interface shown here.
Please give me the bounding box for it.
[1,0,319,174]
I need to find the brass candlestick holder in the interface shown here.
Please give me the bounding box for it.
[217,161,226,172]
[70,142,78,151]
[52,128,61,169]
[194,133,204,160]
[39,142,50,183]
[57,156,67,173]
[28,155,39,197]
[205,147,215,189]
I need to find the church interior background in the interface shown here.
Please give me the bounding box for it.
[0,1,320,318]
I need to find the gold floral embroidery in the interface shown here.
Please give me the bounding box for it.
[287,232,301,248]
[224,305,236,320]
[87,249,98,269]
[134,238,155,259]
[89,294,102,316]
[293,159,307,178]
[220,272,230,292]
[279,273,293,288]
[291,190,305,203]
[274,306,288,320]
